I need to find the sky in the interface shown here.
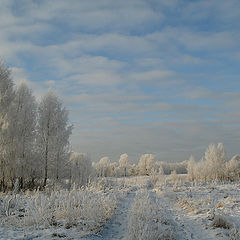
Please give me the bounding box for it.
[1,0,240,163]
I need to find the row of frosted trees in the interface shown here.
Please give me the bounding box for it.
[93,153,188,178]
[0,61,73,191]
[93,144,240,182]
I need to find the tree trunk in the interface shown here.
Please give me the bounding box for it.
[43,143,48,187]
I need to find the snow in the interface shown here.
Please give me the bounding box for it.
[1,177,240,239]
[82,191,136,240]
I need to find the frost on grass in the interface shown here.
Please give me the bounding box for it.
[0,187,118,235]
[127,190,176,240]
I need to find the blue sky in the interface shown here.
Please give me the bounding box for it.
[1,0,240,162]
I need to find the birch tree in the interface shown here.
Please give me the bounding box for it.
[187,155,195,181]
[96,157,111,177]
[138,154,155,176]
[7,82,37,188]
[0,61,15,190]
[37,91,73,186]
[69,152,92,187]
[119,153,129,177]
[205,143,226,181]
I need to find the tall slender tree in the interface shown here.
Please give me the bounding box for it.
[37,91,73,186]
[0,61,15,190]
[7,82,37,188]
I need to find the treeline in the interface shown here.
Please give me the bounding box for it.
[92,143,240,183]
[0,61,73,191]
[92,153,188,178]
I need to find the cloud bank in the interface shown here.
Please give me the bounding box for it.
[1,0,240,162]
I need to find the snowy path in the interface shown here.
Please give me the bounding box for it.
[173,212,219,240]
[160,193,220,240]
[82,191,136,240]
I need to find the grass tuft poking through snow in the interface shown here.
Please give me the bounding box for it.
[211,215,232,229]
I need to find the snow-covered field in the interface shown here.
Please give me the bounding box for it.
[158,181,240,240]
[0,177,240,240]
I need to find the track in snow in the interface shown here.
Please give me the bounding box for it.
[164,196,220,240]
[82,191,136,240]
[178,215,217,240]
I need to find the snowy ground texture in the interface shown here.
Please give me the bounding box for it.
[1,177,240,240]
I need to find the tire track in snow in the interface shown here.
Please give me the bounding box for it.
[82,191,136,240]
[174,213,218,240]
[160,192,219,240]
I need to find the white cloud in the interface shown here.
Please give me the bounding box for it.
[129,69,182,87]
[70,71,122,86]
[49,55,125,77]
[0,0,240,162]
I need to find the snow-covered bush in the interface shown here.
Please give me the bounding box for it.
[150,166,165,185]
[127,190,176,240]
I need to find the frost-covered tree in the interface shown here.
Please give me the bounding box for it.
[187,155,195,181]
[69,152,92,187]
[138,154,155,176]
[95,157,111,177]
[7,83,37,188]
[0,61,15,128]
[128,164,137,176]
[0,61,15,190]
[119,153,129,177]
[36,91,73,186]
[205,143,226,181]
[226,155,240,181]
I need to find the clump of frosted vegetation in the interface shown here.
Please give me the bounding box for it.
[0,187,118,234]
[187,143,240,182]
[211,215,232,229]
[127,190,176,240]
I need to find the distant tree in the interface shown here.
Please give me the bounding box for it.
[128,164,137,176]
[226,155,240,181]
[205,143,226,181]
[119,153,129,177]
[109,162,118,177]
[187,155,195,181]
[36,91,73,186]
[138,154,155,176]
[69,152,92,187]
[93,157,116,177]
